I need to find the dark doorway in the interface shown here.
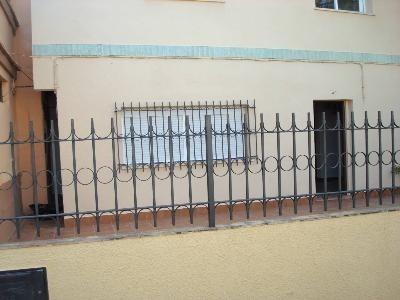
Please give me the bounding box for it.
[42,91,63,216]
[313,101,347,193]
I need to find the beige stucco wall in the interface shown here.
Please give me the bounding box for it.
[31,0,400,54]
[27,0,400,212]
[50,58,400,213]
[0,211,399,299]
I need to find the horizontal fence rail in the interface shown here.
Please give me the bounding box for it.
[0,103,399,241]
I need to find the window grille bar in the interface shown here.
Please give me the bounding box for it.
[114,103,121,172]
[253,99,258,163]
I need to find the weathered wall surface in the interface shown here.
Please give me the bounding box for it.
[0,211,399,300]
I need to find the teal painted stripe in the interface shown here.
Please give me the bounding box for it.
[32,44,400,65]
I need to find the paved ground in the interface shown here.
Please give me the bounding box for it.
[2,190,399,244]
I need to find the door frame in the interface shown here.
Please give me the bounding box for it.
[313,100,348,193]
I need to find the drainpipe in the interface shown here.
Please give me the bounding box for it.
[357,63,366,105]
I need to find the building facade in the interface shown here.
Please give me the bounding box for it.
[1,0,400,234]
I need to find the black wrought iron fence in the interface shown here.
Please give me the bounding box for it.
[0,104,399,241]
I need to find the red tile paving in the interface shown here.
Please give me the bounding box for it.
[1,190,399,244]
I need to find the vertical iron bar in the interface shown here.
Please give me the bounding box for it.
[111,119,120,230]
[244,114,250,219]
[9,122,20,239]
[260,114,267,217]
[191,102,197,167]
[177,102,182,167]
[212,101,218,164]
[114,103,121,172]
[71,120,80,234]
[378,111,383,205]
[205,115,215,227]
[185,116,194,224]
[198,101,204,166]
[29,121,40,237]
[219,101,225,166]
[233,100,239,164]
[351,112,356,208]
[276,114,282,216]
[91,119,100,232]
[337,112,343,210]
[168,116,175,226]
[50,120,61,236]
[323,112,328,211]
[226,115,233,220]
[130,117,139,229]
[292,113,298,214]
[154,102,160,169]
[253,99,258,163]
[149,117,157,227]
[246,100,252,159]
[162,103,167,166]
[307,113,313,212]
[364,111,369,207]
[391,111,395,204]
[138,103,144,170]
[122,102,129,171]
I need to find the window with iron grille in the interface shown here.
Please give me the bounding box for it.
[117,102,255,166]
[315,0,367,13]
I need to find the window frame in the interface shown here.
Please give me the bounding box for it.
[315,0,366,13]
